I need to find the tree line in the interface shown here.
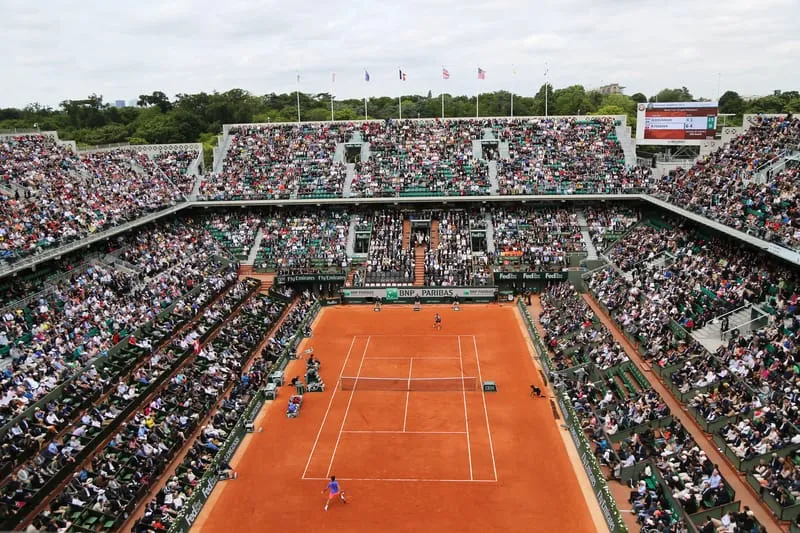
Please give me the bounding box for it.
[1,85,797,163]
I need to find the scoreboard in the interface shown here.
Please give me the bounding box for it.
[636,102,718,145]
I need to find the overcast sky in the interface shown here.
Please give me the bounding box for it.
[3,0,799,109]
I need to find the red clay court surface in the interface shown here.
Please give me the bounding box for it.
[195,304,597,533]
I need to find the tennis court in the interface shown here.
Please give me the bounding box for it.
[195,304,599,533]
[301,333,497,483]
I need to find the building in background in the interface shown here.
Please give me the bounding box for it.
[595,83,625,95]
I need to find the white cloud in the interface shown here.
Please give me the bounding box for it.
[1,0,798,109]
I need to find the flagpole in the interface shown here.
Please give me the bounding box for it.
[441,66,447,118]
[476,67,479,118]
[398,68,402,119]
[296,74,301,123]
[364,69,369,120]
[330,73,335,121]
[544,63,549,118]
[510,66,513,118]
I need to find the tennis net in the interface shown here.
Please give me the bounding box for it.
[340,376,478,391]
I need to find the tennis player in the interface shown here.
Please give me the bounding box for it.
[433,313,442,330]
[322,475,347,511]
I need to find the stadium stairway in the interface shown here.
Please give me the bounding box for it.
[414,246,425,286]
[751,150,800,183]
[347,218,358,257]
[212,130,233,174]
[471,139,483,160]
[575,210,598,260]
[346,268,358,287]
[498,141,510,160]
[430,220,440,249]
[244,229,265,266]
[402,219,411,249]
[488,160,499,194]
[334,142,346,163]
[484,212,495,254]
[690,304,766,353]
[343,163,356,197]
[360,142,371,162]
[614,124,637,167]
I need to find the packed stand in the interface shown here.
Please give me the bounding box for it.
[0,136,186,262]
[132,294,288,532]
[0,273,245,528]
[256,211,349,273]
[688,380,755,426]
[200,124,350,200]
[0,226,232,488]
[652,115,800,250]
[537,285,735,528]
[362,211,414,286]
[539,283,629,372]
[492,207,584,271]
[259,292,317,365]
[589,218,800,521]
[152,149,200,195]
[424,212,479,286]
[584,205,640,250]
[495,118,651,194]
[591,221,783,334]
[201,213,262,261]
[0,248,216,427]
[352,120,490,197]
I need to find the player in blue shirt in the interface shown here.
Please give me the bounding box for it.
[322,475,347,511]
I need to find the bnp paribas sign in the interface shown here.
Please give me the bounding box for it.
[342,287,496,299]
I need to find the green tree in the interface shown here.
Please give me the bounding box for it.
[593,105,626,116]
[552,85,595,115]
[137,91,172,113]
[650,87,694,102]
[630,92,647,103]
[133,112,181,144]
[718,91,744,115]
[601,94,636,116]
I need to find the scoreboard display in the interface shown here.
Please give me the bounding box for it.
[636,102,718,145]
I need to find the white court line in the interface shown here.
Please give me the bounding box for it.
[364,357,459,360]
[341,430,467,434]
[302,477,498,483]
[301,336,358,479]
[325,336,371,478]
[359,334,463,337]
[473,335,498,481]
[403,358,413,431]
[457,336,473,480]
